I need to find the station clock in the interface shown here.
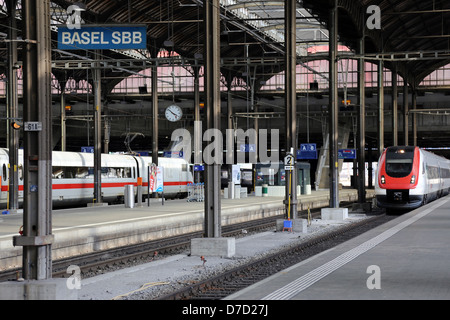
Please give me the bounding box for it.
[165,104,183,122]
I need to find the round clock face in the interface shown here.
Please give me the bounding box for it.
[165,105,183,122]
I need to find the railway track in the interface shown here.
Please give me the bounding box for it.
[156,211,393,300]
[0,201,379,299]
[0,203,357,283]
[0,213,284,282]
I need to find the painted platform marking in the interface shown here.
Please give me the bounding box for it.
[262,198,449,300]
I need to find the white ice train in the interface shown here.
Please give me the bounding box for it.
[0,148,194,208]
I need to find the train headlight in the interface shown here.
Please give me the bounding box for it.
[381,175,385,184]
[410,175,416,184]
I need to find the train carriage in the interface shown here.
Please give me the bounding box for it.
[375,146,450,210]
[0,148,193,208]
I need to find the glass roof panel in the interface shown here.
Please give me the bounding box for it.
[220,0,328,56]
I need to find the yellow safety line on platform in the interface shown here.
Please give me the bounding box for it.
[112,281,170,300]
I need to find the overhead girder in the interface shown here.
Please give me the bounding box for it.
[1,0,449,99]
[302,0,450,85]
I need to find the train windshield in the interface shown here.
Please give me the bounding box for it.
[385,147,414,178]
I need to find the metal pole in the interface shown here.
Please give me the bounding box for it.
[329,0,339,208]
[378,60,385,157]
[403,80,409,146]
[193,66,202,183]
[412,90,417,146]
[285,0,298,218]
[152,48,159,167]
[226,75,234,194]
[60,81,66,151]
[93,51,102,204]
[204,0,221,238]
[19,0,53,280]
[357,37,366,203]
[6,0,18,212]
[392,67,398,146]
[103,116,110,154]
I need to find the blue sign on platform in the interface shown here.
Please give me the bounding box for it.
[194,165,205,172]
[338,149,356,159]
[298,143,317,160]
[163,151,184,158]
[81,146,94,153]
[239,144,256,152]
[58,25,147,50]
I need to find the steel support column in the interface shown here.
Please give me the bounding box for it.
[412,90,417,146]
[403,81,409,146]
[204,0,221,238]
[284,0,298,218]
[152,50,159,167]
[93,52,102,204]
[226,74,234,189]
[328,0,339,208]
[60,81,66,152]
[193,66,201,182]
[377,60,384,156]
[20,0,53,280]
[6,0,19,212]
[392,68,398,146]
[357,38,366,203]
[104,116,110,154]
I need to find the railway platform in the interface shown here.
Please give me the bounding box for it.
[0,189,371,272]
[226,195,450,300]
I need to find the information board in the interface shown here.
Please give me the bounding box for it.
[298,143,317,160]
[338,149,356,160]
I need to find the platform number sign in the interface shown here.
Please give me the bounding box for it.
[284,153,295,171]
[24,122,42,132]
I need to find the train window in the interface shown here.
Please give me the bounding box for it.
[51,166,133,179]
[182,164,188,172]
[101,167,132,179]
[385,148,414,178]
[19,165,23,181]
[426,165,439,180]
[53,167,64,179]
[385,159,413,178]
[51,166,89,179]
[2,164,6,181]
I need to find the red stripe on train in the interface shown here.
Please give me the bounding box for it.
[0,181,190,191]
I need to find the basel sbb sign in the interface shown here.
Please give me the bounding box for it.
[58,25,147,50]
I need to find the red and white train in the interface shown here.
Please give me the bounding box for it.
[0,148,193,208]
[375,146,450,210]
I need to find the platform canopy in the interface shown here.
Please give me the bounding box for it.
[302,0,450,86]
[0,0,446,89]
[0,0,331,91]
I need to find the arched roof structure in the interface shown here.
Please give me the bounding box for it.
[302,0,450,86]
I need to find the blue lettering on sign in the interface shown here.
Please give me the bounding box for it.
[58,25,147,50]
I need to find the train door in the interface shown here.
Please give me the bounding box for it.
[1,163,7,202]
[180,163,187,193]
